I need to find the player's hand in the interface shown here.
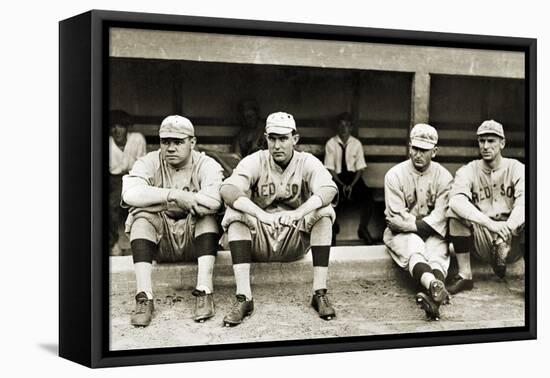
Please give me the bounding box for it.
[486,220,512,241]
[258,211,280,230]
[386,216,417,233]
[276,210,302,228]
[168,190,199,216]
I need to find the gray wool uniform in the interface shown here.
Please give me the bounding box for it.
[383,160,453,274]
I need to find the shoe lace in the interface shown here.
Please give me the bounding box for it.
[136,299,149,314]
[198,295,206,306]
[318,293,331,307]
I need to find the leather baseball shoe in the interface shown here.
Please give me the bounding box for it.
[192,289,215,323]
[223,295,254,327]
[429,279,450,305]
[415,292,441,320]
[130,292,154,327]
[311,289,336,320]
[446,274,474,294]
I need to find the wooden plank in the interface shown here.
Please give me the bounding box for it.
[110,28,525,79]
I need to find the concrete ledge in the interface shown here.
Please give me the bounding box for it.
[110,246,525,294]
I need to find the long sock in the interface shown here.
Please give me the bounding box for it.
[313,266,328,293]
[196,255,215,294]
[134,262,153,299]
[233,263,252,300]
[456,253,473,279]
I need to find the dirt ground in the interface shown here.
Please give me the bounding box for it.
[109,275,525,351]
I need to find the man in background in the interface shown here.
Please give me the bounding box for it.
[109,110,146,255]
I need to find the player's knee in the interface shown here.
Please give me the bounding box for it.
[310,216,332,246]
[227,221,252,241]
[129,217,159,243]
[449,218,471,237]
[195,214,220,236]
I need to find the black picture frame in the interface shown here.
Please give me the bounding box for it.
[59,9,537,368]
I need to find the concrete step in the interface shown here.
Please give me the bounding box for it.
[110,246,525,295]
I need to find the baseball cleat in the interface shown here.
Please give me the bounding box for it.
[192,289,215,323]
[311,289,336,320]
[130,292,154,327]
[223,294,254,327]
[415,292,440,321]
[429,279,450,305]
[446,274,474,295]
[492,241,511,279]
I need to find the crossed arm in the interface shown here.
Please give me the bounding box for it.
[220,183,336,231]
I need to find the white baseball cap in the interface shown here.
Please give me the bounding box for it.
[477,120,505,139]
[410,123,438,149]
[159,115,195,139]
[265,112,296,135]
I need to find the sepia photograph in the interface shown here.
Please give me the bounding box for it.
[106,24,528,352]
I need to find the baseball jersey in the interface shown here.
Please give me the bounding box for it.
[109,132,147,175]
[324,135,367,174]
[222,150,337,210]
[384,160,453,237]
[448,158,525,229]
[122,149,224,210]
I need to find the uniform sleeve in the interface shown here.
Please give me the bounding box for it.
[507,161,525,231]
[306,154,338,194]
[221,152,261,192]
[195,157,224,210]
[384,168,416,224]
[422,167,453,237]
[449,164,474,201]
[121,152,159,207]
[352,139,367,171]
[324,139,337,171]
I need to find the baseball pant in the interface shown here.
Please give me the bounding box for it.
[449,217,524,263]
[221,205,336,262]
[127,211,220,263]
[383,228,450,275]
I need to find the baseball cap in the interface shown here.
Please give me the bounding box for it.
[410,123,438,149]
[477,120,505,139]
[159,115,195,139]
[265,112,296,135]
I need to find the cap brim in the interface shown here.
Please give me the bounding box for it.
[265,126,294,135]
[159,132,193,139]
[477,130,504,138]
[411,140,436,150]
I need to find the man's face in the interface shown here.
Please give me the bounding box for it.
[242,108,259,129]
[266,132,299,165]
[111,124,128,145]
[478,134,505,162]
[337,120,352,141]
[409,144,437,171]
[160,137,196,168]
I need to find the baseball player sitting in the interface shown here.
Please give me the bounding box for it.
[121,115,224,327]
[383,124,453,320]
[446,120,525,294]
[219,112,338,326]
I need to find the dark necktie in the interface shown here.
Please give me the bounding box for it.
[340,142,348,173]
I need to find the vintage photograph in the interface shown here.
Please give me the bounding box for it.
[107,27,526,351]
